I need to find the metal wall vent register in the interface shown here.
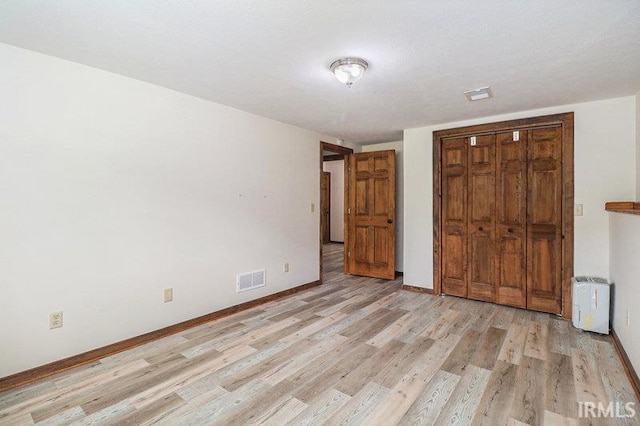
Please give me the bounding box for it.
[236,269,266,292]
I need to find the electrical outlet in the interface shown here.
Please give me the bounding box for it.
[49,311,63,329]
[575,204,583,216]
[311,203,315,213]
[164,288,173,303]
[284,262,290,273]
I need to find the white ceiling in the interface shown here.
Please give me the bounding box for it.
[1,1,639,144]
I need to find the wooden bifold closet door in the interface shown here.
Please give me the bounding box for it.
[495,131,527,308]
[467,134,496,302]
[436,113,573,316]
[526,126,564,313]
[441,137,468,298]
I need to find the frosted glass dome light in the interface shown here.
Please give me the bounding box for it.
[330,57,369,87]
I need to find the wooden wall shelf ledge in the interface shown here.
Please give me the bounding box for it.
[605,201,640,215]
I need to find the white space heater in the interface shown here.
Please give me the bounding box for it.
[572,276,611,334]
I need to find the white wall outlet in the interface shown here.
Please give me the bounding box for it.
[49,311,63,329]
[284,262,290,273]
[574,204,583,216]
[311,203,315,213]
[164,288,173,303]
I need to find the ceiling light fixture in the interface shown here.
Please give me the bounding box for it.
[464,86,493,101]
[330,57,368,87]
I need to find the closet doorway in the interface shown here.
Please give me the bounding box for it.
[433,113,574,317]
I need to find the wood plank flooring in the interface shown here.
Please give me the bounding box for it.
[1,243,638,425]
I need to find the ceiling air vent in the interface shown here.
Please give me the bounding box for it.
[236,269,266,293]
[464,86,493,101]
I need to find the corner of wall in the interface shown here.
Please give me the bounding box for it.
[0,44,327,377]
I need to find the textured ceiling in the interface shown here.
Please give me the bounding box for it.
[1,1,639,144]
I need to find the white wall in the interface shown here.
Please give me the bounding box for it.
[361,141,404,272]
[610,214,640,374]
[0,43,331,377]
[322,160,344,242]
[404,97,637,288]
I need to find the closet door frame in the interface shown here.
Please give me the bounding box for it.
[433,112,574,318]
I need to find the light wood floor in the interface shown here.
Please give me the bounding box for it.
[1,243,638,425]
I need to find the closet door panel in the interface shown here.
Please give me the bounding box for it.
[496,131,527,308]
[443,231,465,292]
[527,127,563,314]
[467,135,495,302]
[442,138,468,297]
[436,114,572,317]
[497,233,526,305]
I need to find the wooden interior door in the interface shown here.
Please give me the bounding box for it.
[495,131,527,308]
[527,127,563,314]
[441,137,468,297]
[321,171,331,244]
[434,113,573,317]
[467,135,496,302]
[346,150,396,279]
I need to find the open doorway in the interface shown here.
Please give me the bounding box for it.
[319,141,353,282]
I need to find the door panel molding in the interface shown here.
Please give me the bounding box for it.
[433,113,574,318]
[347,150,396,279]
[495,131,527,307]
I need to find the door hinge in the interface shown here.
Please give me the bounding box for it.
[470,136,477,146]
[347,251,351,257]
[348,208,351,214]
[513,130,520,141]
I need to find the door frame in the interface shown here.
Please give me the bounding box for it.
[321,171,331,244]
[433,112,574,318]
[319,141,354,283]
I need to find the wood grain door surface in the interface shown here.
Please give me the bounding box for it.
[346,150,396,280]
[439,122,565,314]
[526,127,563,313]
[495,131,527,308]
[441,137,468,297]
[467,134,496,302]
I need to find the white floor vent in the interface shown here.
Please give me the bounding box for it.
[236,269,266,293]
